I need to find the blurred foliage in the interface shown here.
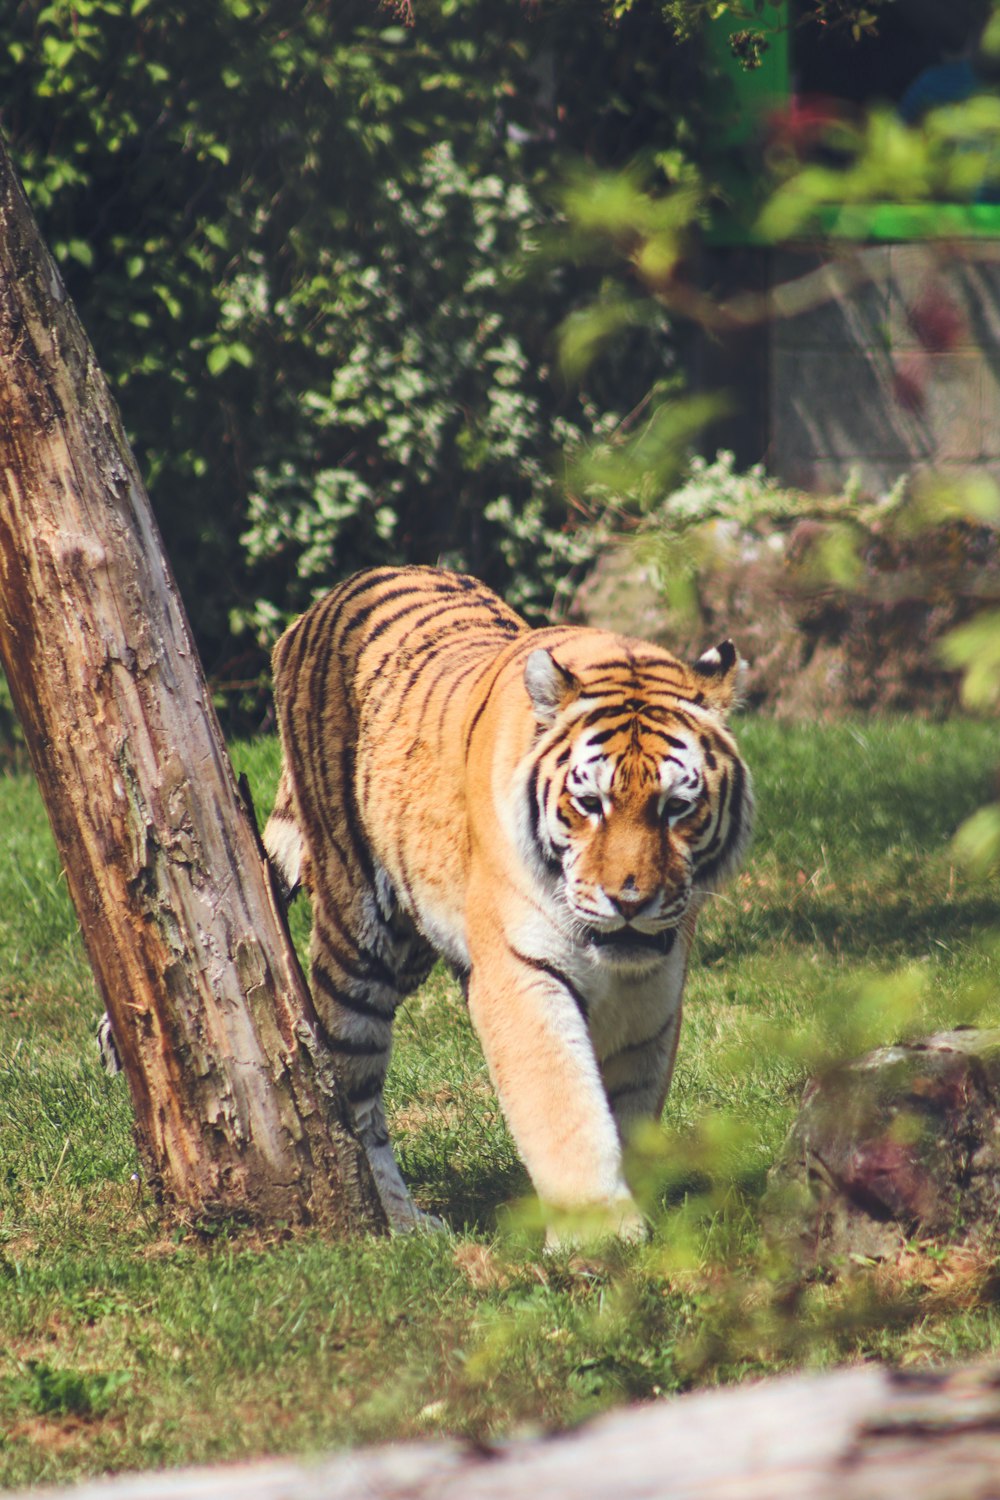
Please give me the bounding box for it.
[10,1362,132,1420]
[607,0,890,48]
[555,85,1000,521]
[588,448,887,617]
[930,479,1000,878]
[526,24,1000,1368]
[553,3,1000,847]
[465,827,1000,1390]
[757,1,1000,235]
[759,103,1000,239]
[630,454,1000,854]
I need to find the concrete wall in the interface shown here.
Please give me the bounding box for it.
[700,242,1000,495]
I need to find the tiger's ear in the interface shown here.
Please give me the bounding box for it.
[524,649,579,727]
[691,640,744,719]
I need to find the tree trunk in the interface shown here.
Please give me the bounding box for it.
[0,135,386,1234]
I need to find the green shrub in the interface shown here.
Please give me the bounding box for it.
[0,0,696,723]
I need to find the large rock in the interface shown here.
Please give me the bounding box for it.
[765,1029,1000,1268]
[570,519,999,719]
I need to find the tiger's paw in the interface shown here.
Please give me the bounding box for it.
[543,1197,649,1253]
[362,1139,448,1236]
[403,1207,448,1236]
[382,1195,447,1236]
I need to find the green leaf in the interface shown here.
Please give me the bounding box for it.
[953,803,1000,881]
[206,345,232,376]
[41,37,75,70]
[906,473,1000,530]
[207,342,253,375]
[939,611,1000,710]
[558,298,652,382]
[53,238,95,269]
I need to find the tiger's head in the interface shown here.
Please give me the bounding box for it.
[521,638,753,969]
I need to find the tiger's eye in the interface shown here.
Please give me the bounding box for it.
[663,796,692,820]
[576,795,603,817]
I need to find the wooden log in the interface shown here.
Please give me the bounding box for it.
[8,1360,1000,1500]
[0,135,385,1234]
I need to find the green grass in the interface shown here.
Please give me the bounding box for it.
[0,717,999,1484]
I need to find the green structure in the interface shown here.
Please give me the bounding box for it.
[699,0,1000,492]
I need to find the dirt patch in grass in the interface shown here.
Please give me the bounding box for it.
[394,1080,495,1136]
[872,1243,1000,1311]
[453,1243,511,1291]
[0,1233,39,1258]
[6,1415,108,1452]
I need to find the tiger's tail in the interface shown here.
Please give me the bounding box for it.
[263,766,307,901]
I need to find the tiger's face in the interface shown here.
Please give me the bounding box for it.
[522,642,751,970]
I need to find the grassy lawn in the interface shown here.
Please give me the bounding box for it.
[0,717,999,1486]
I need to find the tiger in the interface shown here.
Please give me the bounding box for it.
[264,564,753,1240]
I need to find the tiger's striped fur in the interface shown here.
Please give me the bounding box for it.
[265,565,753,1238]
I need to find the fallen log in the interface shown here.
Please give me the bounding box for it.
[9,1359,1000,1500]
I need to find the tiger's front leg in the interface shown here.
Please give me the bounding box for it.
[466,949,646,1243]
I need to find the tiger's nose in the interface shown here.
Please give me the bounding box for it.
[611,883,652,920]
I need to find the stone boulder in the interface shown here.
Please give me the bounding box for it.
[765,1029,1000,1268]
[570,520,1000,719]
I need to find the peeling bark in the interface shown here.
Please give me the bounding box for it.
[0,135,385,1234]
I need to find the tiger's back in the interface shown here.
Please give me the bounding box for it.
[266,565,752,1238]
[268,567,526,961]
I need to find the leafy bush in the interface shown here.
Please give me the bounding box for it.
[235,139,670,641]
[0,0,697,723]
